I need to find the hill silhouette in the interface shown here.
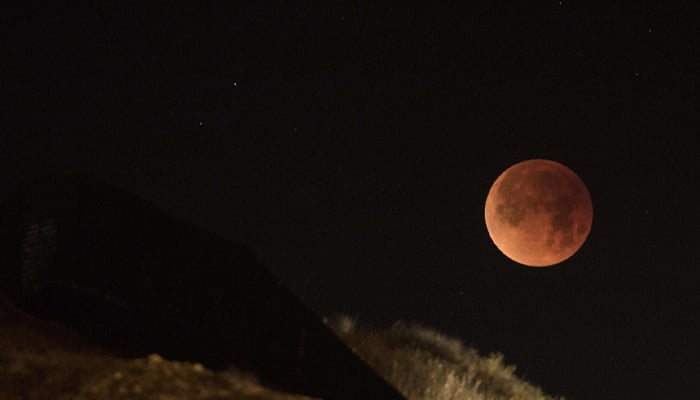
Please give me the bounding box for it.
[0,172,405,400]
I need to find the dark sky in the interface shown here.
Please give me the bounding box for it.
[3,4,699,399]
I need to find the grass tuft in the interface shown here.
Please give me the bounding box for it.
[326,315,566,400]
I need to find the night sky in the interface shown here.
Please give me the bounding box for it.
[3,4,699,399]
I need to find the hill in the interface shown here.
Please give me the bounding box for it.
[1,297,565,400]
[327,315,566,400]
[0,295,316,400]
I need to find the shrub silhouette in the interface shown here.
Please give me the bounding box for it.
[326,315,566,400]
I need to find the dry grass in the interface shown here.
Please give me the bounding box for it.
[327,315,566,400]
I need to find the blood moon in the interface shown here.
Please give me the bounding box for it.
[484,159,593,267]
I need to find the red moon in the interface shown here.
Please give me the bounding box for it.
[484,159,593,267]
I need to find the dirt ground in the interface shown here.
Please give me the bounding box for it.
[0,296,316,400]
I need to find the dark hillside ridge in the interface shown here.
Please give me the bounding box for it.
[0,172,405,400]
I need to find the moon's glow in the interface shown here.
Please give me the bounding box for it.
[484,159,593,267]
